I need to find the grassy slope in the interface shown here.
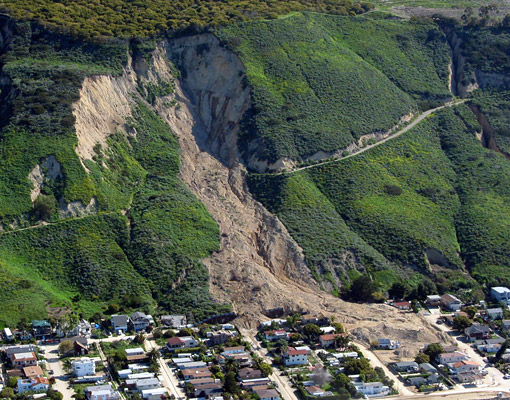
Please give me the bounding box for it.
[218,12,450,164]
[251,104,510,293]
[0,21,227,326]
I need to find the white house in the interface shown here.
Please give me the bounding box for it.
[135,378,161,391]
[437,352,468,365]
[72,358,96,377]
[441,294,463,311]
[487,308,504,320]
[141,388,168,399]
[222,346,245,355]
[283,347,308,366]
[377,338,400,350]
[85,384,121,400]
[449,360,480,375]
[125,348,145,356]
[263,330,288,341]
[354,382,390,397]
[160,315,186,328]
[254,388,280,400]
[491,287,510,305]
[17,377,50,393]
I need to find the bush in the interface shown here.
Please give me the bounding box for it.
[384,184,403,196]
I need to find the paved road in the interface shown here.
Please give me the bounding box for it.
[146,337,185,399]
[241,329,299,400]
[282,99,467,175]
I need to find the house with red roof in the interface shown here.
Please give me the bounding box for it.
[393,301,411,310]
[283,347,308,366]
[18,377,50,393]
[319,333,347,348]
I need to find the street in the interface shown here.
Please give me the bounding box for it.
[43,342,77,400]
[241,329,300,400]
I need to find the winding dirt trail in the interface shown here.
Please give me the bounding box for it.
[282,99,467,175]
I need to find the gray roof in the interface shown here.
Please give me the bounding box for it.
[420,363,437,372]
[112,315,130,327]
[465,324,491,335]
[395,361,418,368]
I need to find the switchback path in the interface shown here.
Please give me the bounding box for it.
[281,98,467,175]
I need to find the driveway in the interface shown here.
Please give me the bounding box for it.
[43,343,75,400]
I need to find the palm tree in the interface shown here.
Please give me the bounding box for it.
[62,359,72,374]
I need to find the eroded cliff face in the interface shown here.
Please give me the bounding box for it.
[69,34,452,355]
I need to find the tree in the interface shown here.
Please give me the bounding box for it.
[58,340,74,355]
[289,333,302,342]
[495,339,510,362]
[259,362,273,377]
[0,387,15,398]
[453,316,472,331]
[423,343,444,361]
[286,313,301,328]
[388,282,408,299]
[462,306,478,319]
[344,358,373,376]
[7,377,18,388]
[62,359,73,373]
[303,323,321,339]
[335,335,350,351]
[332,322,345,333]
[349,275,380,302]
[414,352,430,364]
[47,388,64,400]
[32,194,57,221]
[223,371,239,394]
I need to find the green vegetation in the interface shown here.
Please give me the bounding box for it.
[472,91,510,154]
[0,0,370,39]
[250,104,510,297]
[219,12,450,164]
[0,19,228,325]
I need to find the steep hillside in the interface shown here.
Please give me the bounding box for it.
[0,19,229,326]
[218,12,451,170]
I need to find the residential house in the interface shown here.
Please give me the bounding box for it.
[254,388,280,400]
[135,378,161,391]
[222,323,235,330]
[354,382,390,397]
[68,320,92,337]
[441,294,463,311]
[301,314,329,326]
[207,330,237,345]
[193,383,222,397]
[241,378,271,390]
[141,388,168,399]
[239,368,264,380]
[111,315,131,333]
[17,377,49,393]
[130,312,154,332]
[320,326,336,334]
[305,386,328,397]
[487,308,504,320]
[160,315,187,328]
[263,330,288,341]
[377,338,400,350]
[125,348,145,357]
[10,352,37,368]
[85,384,121,400]
[465,324,491,342]
[449,360,480,375]
[32,320,51,339]
[426,295,442,307]
[476,340,502,353]
[491,287,510,305]
[319,333,346,348]
[222,346,245,355]
[393,301,411,311]
[178,361,207,370]
[5,344,37,356]
[74,338,89,356]
[394,362,419,373]
[437,352,468,365]
[283,347,308,366]
[407,377,427,388]
[126,354,148,363]
[419,363,437,374]
[72,358,96,377]
[189,377,215,386]
[182,368,212,380]
[23,366,44,379]
[502,320,510,332]
[166,336,199,351]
